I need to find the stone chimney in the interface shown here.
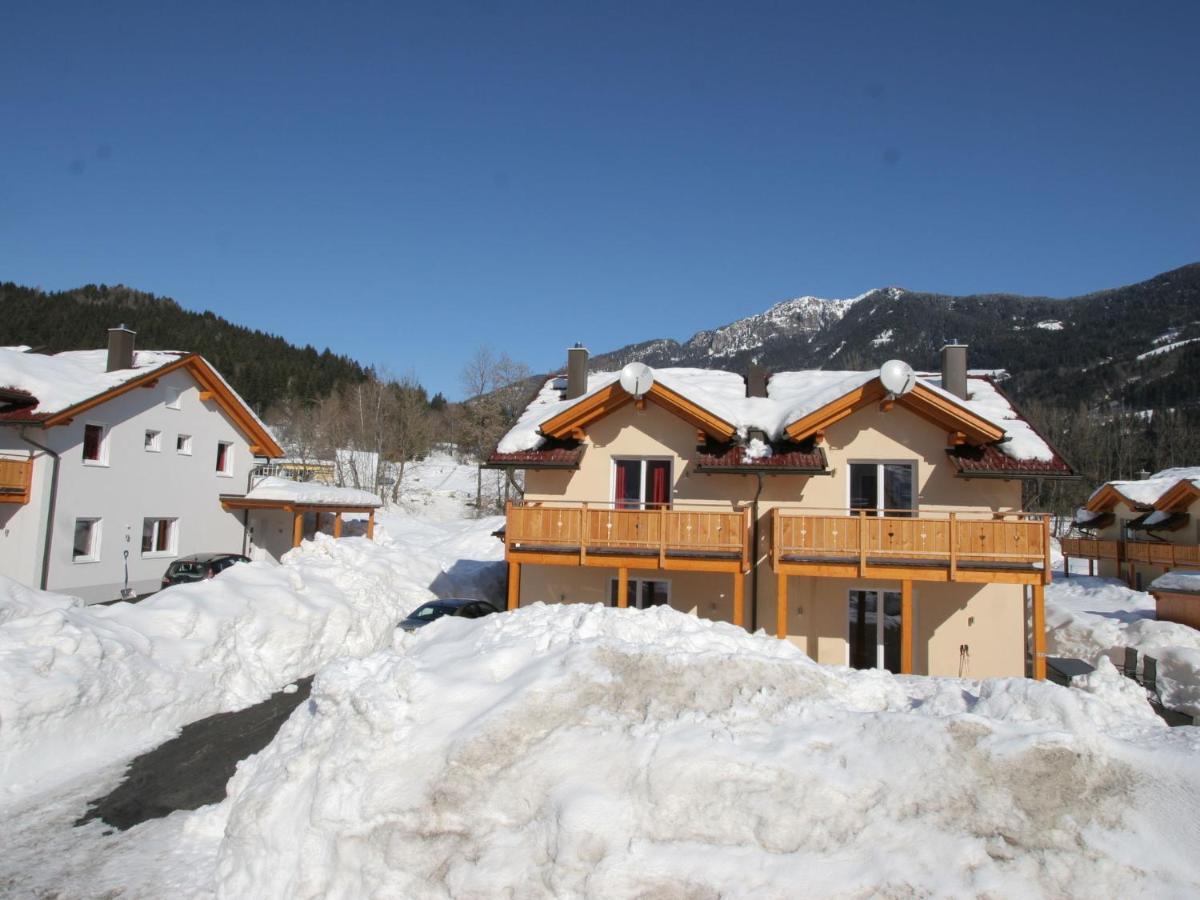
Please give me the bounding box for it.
[940,343,968,399]
[107,324,136,372]
[745,361,768,398]
[566,343,589,399]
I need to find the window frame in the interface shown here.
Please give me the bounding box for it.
[72,517,102,563]
[610,456,673,510]
[608,577,671,610]
[141,517,179,558]
[176,434,193,455]
[165,386,182,410]
[846,588,904,672]
[81,422,110,466]
[144,429,162,452]
[846,460,917,516]
[215,441,234,477]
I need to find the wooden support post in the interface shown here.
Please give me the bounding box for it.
[948,512,958,581]
[580,502,588,566]
[333,513,343,538]
[1063,554,1069,578]
[507,562,520,611]
[732,571,744,628]
[776,571,788,639]
[1032,582,1047,680]
[1042,515,1052,585]
[900,580,913,675]
[617,568,629,608]
[367,509,375,540]
[292,512,303,548]
[858,511,867,577]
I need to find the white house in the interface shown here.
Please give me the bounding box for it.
[0,327,284,603]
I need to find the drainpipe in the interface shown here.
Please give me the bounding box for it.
[20,427,60,590]
[750,472,764,633]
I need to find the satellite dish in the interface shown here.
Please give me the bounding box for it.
[879,359,917,397]
[619,362,655,398]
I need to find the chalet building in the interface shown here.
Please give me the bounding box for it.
[487,345,1074,679]
[1063,468,1200,590]
[0,328,379,604]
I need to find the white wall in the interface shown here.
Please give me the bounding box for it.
[0,369,261,603]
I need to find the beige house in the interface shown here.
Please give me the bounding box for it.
[488,345,1073,679]
[1063,468,1200,590]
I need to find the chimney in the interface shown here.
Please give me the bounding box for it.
[746,361,768,398]
[107,324,136,372]
[566,343,588,399]
[940,343,967,399]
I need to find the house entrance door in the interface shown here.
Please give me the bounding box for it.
[847,589,902,672]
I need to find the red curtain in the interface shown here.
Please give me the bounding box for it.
[615,462,627,509]
[650,462,669,508]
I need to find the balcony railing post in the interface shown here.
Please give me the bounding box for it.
[580,502,588,565]
[1042,515,1052,585]
[659,505,667,567]
[949,512,957,580]
[504,502,513,556]
[858,510,866,577]
[772,508,780,568]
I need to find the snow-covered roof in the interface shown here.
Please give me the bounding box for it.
[1149,569,1200,594]
[0,348,186,415]
[245,476,382,508]
[497,366,1054,463]
[1090,467,1200,508]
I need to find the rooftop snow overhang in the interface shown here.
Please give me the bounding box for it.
[1128,511,1190,533]
[537,380,737,445]
[1153,479,1200,513]
[220,495,380,512]
[1071,511,1114,531]
[1084,483,1155,514]
[782,378,1005,446]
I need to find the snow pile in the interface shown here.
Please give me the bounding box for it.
[0,516,505,799]
[0,579,82,625]
[211,604,1198,898]
[1045,575,1200,716]
[245,475,381,507]
[923,372,1054,461]
[0,348,185,414]
[1149,569,1200,593]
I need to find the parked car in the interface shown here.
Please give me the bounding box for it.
[399,598,500,632]
[161,553,250,589]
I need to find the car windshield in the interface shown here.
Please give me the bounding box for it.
[170,561,207,576]
[409,603,456,620]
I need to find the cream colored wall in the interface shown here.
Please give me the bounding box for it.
[517,393,1029,676]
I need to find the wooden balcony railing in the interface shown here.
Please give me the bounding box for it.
[1061,536,1200,568]
[0,457,32,504]
[772,508,1051,584]
[505,501,751,571]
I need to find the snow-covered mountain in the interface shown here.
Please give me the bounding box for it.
[583,264,1200,409]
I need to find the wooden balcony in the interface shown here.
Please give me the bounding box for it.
[0,457,32,505]
[1061,536,1200,569]
[504,501,751,573]
[772,508,1052,585]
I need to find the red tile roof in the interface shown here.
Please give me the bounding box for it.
[485,446,585,469]
[695,444,828,473]
[947,443,1074,477]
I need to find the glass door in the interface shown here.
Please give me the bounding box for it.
[849,463,914,516]
[610,578,670,609]
[847,589,902,672]
[614,459,672,510]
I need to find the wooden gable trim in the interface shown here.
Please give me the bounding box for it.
[1084,483,1149,513]
[784,379,1005,445]
[41,354,284,458]
[1154,479,1200,512]
[539,381,736,443]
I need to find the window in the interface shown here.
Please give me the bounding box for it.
[165,387,182,410]
[176,434,192,455]
[82,423,108,464]
[609,578,670,609]
[216,441,233,475]
[141,517,177,555]
[848,590,902,672]
[144,429,161,452]
[613,459,672,509]
[849,462,914,516]
[73,518,101,562]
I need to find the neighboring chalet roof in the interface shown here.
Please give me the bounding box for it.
[1149,568,1200,595]
[1085,467,1200,513]
[222,476,382,511]
[0,347,282,457]
[490,365,1068,478]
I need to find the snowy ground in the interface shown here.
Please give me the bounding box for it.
[1,506,1198,896]
[396,450,512,521]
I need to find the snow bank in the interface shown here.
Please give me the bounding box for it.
[1150,568,1200,593]
[0,515,505,799]
[1045,575,1200,716]
[0,578,82,625]
[211,604,1197,898]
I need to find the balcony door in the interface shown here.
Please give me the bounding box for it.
[614,458,671,510]
[847,589,902,672]
[610,578,670,609]
[849,462,914,517]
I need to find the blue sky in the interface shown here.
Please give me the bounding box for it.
[3,2,1198,398]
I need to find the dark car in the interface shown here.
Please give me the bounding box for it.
[399,598,500,632]
[161,553,250,589]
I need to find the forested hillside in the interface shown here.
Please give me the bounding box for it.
[0,282,367,411]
